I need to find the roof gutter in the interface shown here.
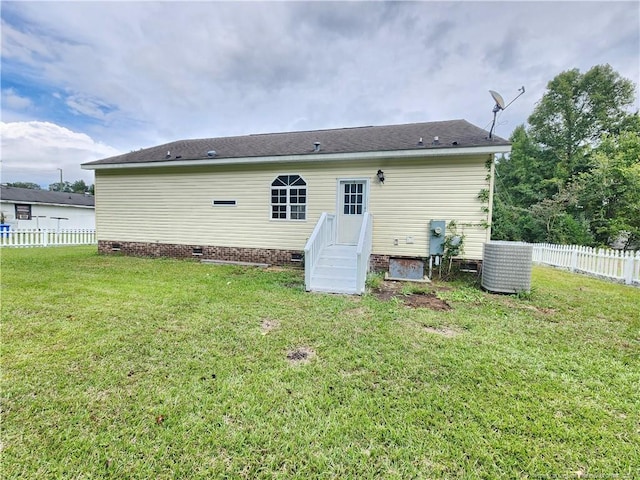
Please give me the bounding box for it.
[82,145,511,171]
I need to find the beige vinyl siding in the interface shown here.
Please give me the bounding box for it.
[367,155,490,259]
[95,153,492,259]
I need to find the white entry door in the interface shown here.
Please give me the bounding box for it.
[337,180,368,244]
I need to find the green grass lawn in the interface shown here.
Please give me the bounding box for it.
[1,246,639,478]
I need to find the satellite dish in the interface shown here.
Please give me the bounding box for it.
[488,86,525,139]
[490,90,506,110]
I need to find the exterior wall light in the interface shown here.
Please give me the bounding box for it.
[377,169,385,184]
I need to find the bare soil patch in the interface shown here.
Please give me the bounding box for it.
[403,294,451,310]
[261,318,280,335]
[373,281,451,310]
[423,326,460,337]
[502,299,556,316]
[374,289,397,302]
[286,347,315,365]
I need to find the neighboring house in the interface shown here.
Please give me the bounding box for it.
[0,186,95,230]
[82,119,510,293]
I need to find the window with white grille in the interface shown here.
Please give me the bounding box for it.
[271,175,306,220]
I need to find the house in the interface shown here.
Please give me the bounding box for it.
[0,186,95,230]
[82,119,510,294]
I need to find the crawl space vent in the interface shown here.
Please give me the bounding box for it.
[482,242,533,294]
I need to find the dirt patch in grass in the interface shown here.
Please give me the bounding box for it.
[346,306,369,316]
[286,347,315,364]
[502,299,557,316]
[403,294,451,310]
[374,289,397,302]
[372,280,408,301]
[423,326,460,337]
[373,281,451,310]
[261,318,280,335]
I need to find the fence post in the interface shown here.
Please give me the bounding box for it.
[623,252,633,285]
[570,246,578,272]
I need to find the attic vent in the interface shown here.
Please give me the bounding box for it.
[417,137,424,146]
[313,142,321,152]
[175,155,182,159]
[432,136,440,145]
[207,150,216,157]
[166,151,171,159]
[212,200,237,206]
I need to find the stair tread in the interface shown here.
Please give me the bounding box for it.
[307,243,362,295]
[315,260,357,269]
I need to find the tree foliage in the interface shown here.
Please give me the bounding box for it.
[528,64,635,180]
[493,64,639,248]
[6,182,42,190]
[48,180,94,194]
[575,131,640,247]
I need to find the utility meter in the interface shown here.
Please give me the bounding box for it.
[429,220,446,256]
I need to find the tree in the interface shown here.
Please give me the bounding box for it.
[70,180,89,194]
[529,183,593,245]
[492,125,555,242]
[495,126,543,206]
[48,180,95,195]
[48,180,95,194]
[528,64,635,182]
[6,182,42,190]
[492,64,638,246]
[49,181,73,193]
[491,198,544,242]
[574,129,640,248]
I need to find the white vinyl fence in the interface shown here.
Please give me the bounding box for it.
[531,243,640,286]
[0,228,96,248]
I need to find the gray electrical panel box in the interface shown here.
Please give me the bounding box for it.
[429,220,446,256]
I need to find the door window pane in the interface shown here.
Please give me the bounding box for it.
[342,182,365,215]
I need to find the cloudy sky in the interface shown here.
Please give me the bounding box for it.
[1,1,638,188]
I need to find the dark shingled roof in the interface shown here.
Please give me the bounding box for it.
[0,186,95,207]
[83,119,510,167]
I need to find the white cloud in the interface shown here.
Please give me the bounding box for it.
[65,94,113,120]
[0,121,121,187]
[1,88,33,111]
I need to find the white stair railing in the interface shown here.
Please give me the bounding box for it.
[304,213,336,291]
[355,212,373,294]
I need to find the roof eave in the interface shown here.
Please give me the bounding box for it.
[82,145,512,171]
[0,199,95,208]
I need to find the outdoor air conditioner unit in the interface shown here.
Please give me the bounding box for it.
[482,241,533,294]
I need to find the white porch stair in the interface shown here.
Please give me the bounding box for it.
[308,245,358,294]
[304,212,373,295]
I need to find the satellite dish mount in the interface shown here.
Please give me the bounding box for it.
[488,86,525,139]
